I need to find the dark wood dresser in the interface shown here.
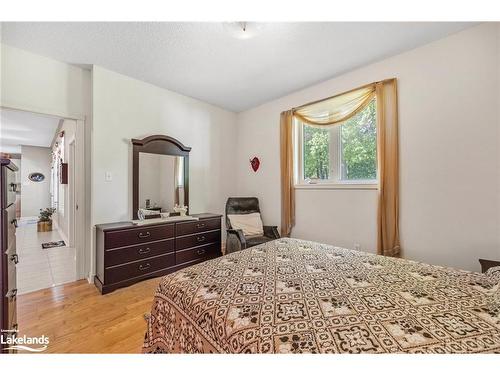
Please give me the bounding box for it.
[1,159,18,353]
[95,213,222,294]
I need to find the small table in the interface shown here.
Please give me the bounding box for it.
[478,258,500,273]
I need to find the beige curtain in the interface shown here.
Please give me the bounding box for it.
[280,110,295,236]
[294,85,375,126]
[279,79,400,256]
[376,79,400,256]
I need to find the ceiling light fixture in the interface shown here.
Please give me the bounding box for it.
[223,22,263,40]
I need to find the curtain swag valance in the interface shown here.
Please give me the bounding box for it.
[280,78,400,257]
[293,85,375,127]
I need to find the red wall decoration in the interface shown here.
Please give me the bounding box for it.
[250,157,260,172]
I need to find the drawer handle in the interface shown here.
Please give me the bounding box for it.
[11,218,18,228]
[10,254,19,264]
[139,263,151,271]
[138,231,151,239]
[197,249,206,256]
[197,236,206,242]
[8,288,17,300]
[196,223,206,229]
[138,247,151,255]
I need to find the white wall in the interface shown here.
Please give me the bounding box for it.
[235,23,500,272]
[20,145,52,217]
[92,66,237,226]
[1,44,88,119]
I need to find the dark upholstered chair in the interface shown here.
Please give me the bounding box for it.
[225,197,280,254]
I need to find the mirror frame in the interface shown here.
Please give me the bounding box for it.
[132,135,191,220]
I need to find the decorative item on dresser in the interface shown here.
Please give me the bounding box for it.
[1,159,19,354]
[94,213,222,294]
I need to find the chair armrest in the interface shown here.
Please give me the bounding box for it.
[227,229,247,248]
[263,225,280,239]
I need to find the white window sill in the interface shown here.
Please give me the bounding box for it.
[294,183,378,190]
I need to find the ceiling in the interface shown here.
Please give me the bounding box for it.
[1,22,476,112]
[0,108,60,154]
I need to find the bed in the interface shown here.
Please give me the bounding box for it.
[143,238,500,353]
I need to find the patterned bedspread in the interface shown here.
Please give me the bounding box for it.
[143,238,500,353]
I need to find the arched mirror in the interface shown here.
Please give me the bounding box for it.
[132,135,191,220]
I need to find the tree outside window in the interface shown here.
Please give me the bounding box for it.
[302,98,377,183]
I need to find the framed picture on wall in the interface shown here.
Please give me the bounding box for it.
[60,162,68,184]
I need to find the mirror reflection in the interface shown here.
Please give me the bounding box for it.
[138,153,185,213]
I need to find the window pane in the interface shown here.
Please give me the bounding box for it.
[340,99,377,180]
[303,125,330,180]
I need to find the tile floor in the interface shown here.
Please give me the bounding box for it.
[16,217,78,295]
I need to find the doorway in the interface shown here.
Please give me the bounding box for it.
[0,108,85,294]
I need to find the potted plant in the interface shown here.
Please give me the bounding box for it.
[37,207,56,232]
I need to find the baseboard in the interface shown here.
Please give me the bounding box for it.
[53,220,69,246]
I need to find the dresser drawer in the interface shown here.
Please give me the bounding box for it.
[3,205,16,249]
[176,230,220,251]
[105,239,174,267]
[5,287,17,310]
[7,254,17,290]
[176,218,221,236]
[8,299,17,331]
[105,224,174,249]
[105,253,175,284]
[5,166,17,207]
[175,243,220,265]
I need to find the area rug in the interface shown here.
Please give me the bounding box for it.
[41,240,66,249]
[18,218,39,226]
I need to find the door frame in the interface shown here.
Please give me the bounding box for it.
[68,138,76,248]
[1,105,89,281]
[74,119,87,280]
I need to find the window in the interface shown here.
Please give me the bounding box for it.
[296,98,377,187]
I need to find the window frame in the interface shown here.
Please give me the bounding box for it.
[294,113,378,191]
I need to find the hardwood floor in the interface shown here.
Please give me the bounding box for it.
[17,277,161,353]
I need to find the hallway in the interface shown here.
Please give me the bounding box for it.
[16,217,78,295]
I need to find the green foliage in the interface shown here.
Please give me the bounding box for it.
[303,126,330,179]
[340,99,377,180]
[39,207,56,222]
[302,99,377,181]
